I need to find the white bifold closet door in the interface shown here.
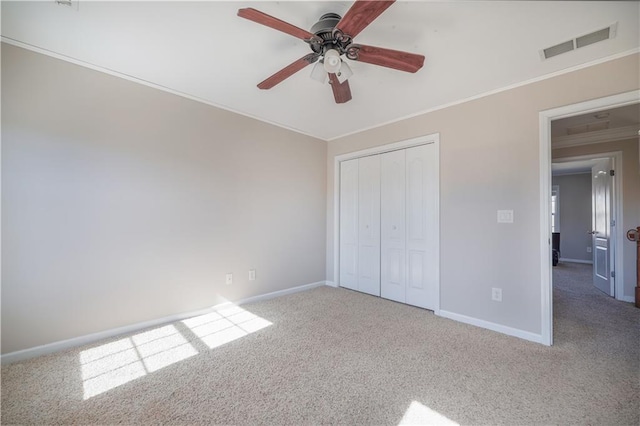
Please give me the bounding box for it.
[357,155,381,296]
[339,143,437,309]
[381,144,438,309]
[339,158,359,291]
[380,149,406,303]
[339,156,381,296]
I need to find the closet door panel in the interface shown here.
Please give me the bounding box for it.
[339,159,359,290]
[405,144,438,309]
[357,155,381,296]
[381,150,406,303]
[408,250,425,290]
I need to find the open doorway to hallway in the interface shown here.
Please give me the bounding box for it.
[551,154,620,298]
[539,91,639,346]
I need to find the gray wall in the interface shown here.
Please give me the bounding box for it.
[326,53,639,336]
[2,44,327,354]
[551,173,592,262]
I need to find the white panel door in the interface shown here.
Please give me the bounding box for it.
[339,159,359,290]
[405,144,438,309]
[381,149,406,303]
[357,155,381,296]
[591,158,614,296]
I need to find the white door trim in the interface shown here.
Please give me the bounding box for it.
[539,89,639,346]
[552,151,624,301]
[333,134,441,314]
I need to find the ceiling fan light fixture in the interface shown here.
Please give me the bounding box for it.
[323,49,342,73]
[336,60,353,84]
[310,61,328,84]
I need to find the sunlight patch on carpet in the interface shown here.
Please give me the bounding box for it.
[398,401,459,425]
[182,305,272,349]
[80,324,197,399]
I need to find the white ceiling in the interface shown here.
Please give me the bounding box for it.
[2,1,639,141]
[552,159,599,176]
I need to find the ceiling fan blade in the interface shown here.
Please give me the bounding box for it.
[335,1,395,40]
[350,44,424,73]
[328,73,352,104]
[257,53,319,90]
[238,8,316,41]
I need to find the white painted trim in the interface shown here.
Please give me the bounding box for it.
[332,134,441,314]
[1,280,327,365]
[553,125,640,149]
[334,134,438,163]
[620,295,635,303]
[328,49,640,142]
[552,151,625,302]
[0,37,321,142]
[234,281,327,306]
[540,105,554,346]
[432,135,441,316]
[559,258,593,265]
[437,310,544,345]
[325,280,338,288]
[539,90,639,347]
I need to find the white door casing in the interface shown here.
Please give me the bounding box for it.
[591,158,614,296]
[539,90,637,346]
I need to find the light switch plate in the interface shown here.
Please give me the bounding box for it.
[497,210,514,223]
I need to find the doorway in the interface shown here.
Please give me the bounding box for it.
[551,152,622,298]
[538,89,639,346]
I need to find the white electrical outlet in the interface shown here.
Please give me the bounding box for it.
[491,287,502,302]
[249,269,256,281]
[497,210,514,223]
[225,273,233,285]
[587,247,592,253]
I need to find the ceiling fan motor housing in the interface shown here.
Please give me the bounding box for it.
[310,13,341,39]
[309,13,355,56]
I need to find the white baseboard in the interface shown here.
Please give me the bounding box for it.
[1,280,327,365]
[559,258,593,265]
[437,310,545,345]
[233,281,327,306]
[619,295,635,303]
[325,280,338,288]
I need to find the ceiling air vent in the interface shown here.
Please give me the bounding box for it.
[541,23,617,60]
[576,27,611,48]
[543,40,574,59]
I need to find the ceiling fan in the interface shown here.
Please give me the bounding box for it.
[237,0,425,104]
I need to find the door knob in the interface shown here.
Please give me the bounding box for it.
[588,230,598,235]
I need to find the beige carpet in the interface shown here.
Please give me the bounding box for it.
[2,263,639,425]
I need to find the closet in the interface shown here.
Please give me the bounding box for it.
[338,143,438,310]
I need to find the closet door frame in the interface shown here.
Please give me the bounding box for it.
[333,134,440,314]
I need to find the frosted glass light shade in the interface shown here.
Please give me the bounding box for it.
[323,49,341,73]
[310,61,328,84]
[336,60,353,84]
